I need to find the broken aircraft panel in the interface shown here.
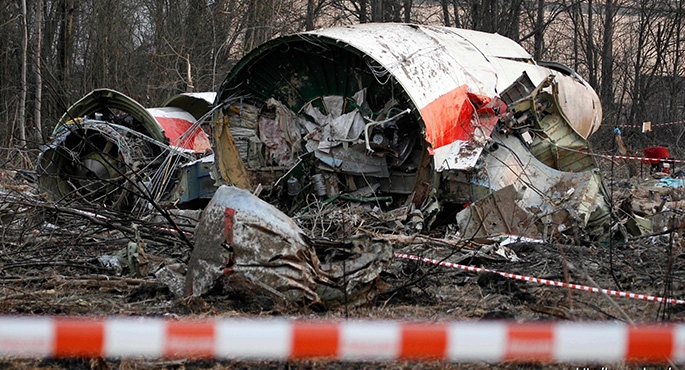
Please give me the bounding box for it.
[213,23,609,237]
[185,185,325,302]
[185,184,393,305]
[37,89,216,210]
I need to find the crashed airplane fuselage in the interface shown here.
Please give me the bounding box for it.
[213,23,609,239]
[38,89,217,212]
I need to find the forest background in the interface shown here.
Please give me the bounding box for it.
[1,0,683,168]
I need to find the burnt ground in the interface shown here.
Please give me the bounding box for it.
[1,167,685,369]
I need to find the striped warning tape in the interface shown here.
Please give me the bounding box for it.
[599,154,685,164]
[395,253,685,305]
[552,144,685,164]
[0,316,683,363]
[603,120,685,128]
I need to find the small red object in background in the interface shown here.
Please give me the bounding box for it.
[643,146,669,164]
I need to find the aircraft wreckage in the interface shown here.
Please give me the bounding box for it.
[38,23,611,305]
[209,23,609,236]
[37,89,219,213]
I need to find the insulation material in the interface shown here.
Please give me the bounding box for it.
[259,116,292,166]
[254,99,303,167]
[226,104,264,168]
[227,103,260,129]
[213,116,252,189]
[301,90,367,154]
[266,98,302,150]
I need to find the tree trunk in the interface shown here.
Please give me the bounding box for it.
[371,0,382,22]
[629,2,649,126]
[533,0,544,59]
[57,0,76,85]
[243,0,273,52]
[18,0,27,149]
[572,1,579,70]
[669,0,683,120]
[586,0,598,88]
[35,0,43,142]
[359,0,368,23]
[403,0,411,23]
[441,0,451,26]
[469,1,481,30]
[305,0,316,30]
[508,0,521,42]
[452,0,461,28]
[484,0,497,33]
[600,0,615,114]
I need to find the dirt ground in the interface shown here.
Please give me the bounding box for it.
[1,166,684,369]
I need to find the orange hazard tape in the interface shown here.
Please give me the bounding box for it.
[395,253,685,305]
[0,317,683,363]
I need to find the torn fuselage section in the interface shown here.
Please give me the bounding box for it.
[447,73,610,240]
[37,89,217,211]
[215,47,428,208]
[214,23,609,239]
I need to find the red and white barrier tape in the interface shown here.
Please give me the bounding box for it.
[395,253,685,305]
[603,120,685,128]
[599,154,685,164]
[554,144,685,164]
[0,316,684,363]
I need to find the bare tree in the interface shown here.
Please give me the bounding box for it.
[441,0,452,25]
[624,1,674,125]
[600,0,617,115]
[452,0,463,27]
[586,0,598,88]
[34,0,43,142]
[244,0,275,51]
[19,0,28,151]
[332,0,410,23]
[668,0,684,121]
[446,0,524,41]
[519,1,578,60]
[305,0,329,30]
[404,0,412,22]
[370,0,404,21]
[56,0,77,86]
[562,0,599,87]
[533,0,545,58]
